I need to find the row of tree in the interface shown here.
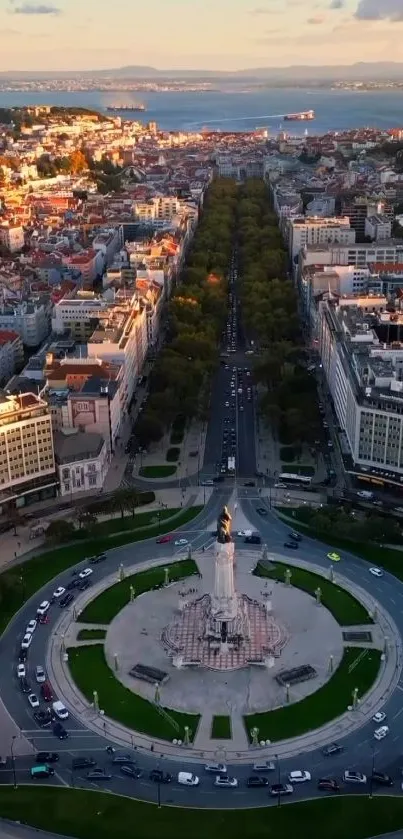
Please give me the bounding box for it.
[135,178,238,446]
[237,179,322,446]
[293,504,402,545]
[45,487,149,544]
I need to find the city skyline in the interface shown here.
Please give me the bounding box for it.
[0,0,403,71]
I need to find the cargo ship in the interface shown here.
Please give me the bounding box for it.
[284,110,315,121]
[106,104,146,113]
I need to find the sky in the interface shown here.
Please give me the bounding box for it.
[1,0,403,71]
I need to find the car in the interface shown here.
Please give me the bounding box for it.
[343,770,367,784]
[269,783,293,797]
[149,769,172,783]
[252,761,275,772]
[111,753,134,764]
[201,480,214,487]
[214,775,238,788]
[371,772,394,786]
[369,567,383,578]
[53,722,68,740]
[34,710,52,728]
[317,778,340,792]
[237,530,251,537]
[31,764,55,779]
[245,534,261,544]
[204,762,227,774]
[18,649,27,663]
[89,553,107,564]
[20,676,31,693]
[288,770,311,784]
[78,568,93,580]
[156,533,173,544]
[174,539,188,547]
[87,769,112,780]
[17,663,26,679]
[284,541,298,549]
[35,665,46,684]
[289,532,301,542]
[36,601,50,617]
[72,757,97,770]
[38,614,50,625]
[41,682,54,702]
[21,633,33,650]
[52,700,69,720]
[322,743,344,757]
[274,482,287,488]
[256,507,268,516]
[52,587,66,600]
[327,552,341,562]
[120,764,142,778]
[36,752,59,763]
[372,711,386,724]
[59,592,74,608]
[78,579,91,592]
[178,771,200,786]
[28,693,40,709]
[246,776,269,787]
[374,725,389,740]
[26,620,37,635]
[225,401,230,407]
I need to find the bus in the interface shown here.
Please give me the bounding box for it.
[279,472,312,487]
[227,456,235,474]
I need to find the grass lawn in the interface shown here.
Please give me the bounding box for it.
[76,629,106,641]
[244,646,381,742]
[139,465,177,478]
[281,464,315,476]
[253,560,372,625]
[78,558,199,624]
[0,505,203,637]
[276,510,403,581]
[68,644,199,741]
[211,715,232,739]
[2,789,403,839]
[95,508,187,537]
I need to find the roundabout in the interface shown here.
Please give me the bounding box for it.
[0,491,401,815]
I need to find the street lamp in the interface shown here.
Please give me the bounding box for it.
[10,735,17,790]
[369,741,375,799]
[275,752,281,807]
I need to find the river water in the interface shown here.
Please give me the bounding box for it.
[0,87,402,133]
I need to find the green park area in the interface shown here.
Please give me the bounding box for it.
[244,647,381,742]
[211,715,232,739]
[0,505,202,635]
[1,789,403,839]
[68,643,199,741]
[76,629,106,641]
[139,465,177,478]
[253,560,372,625]
[78,558,198,624]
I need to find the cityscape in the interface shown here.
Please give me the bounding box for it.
[2,36,403,839]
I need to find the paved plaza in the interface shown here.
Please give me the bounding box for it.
[104,547,344,716]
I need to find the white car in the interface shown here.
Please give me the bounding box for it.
[343,770,367,784]
[79,568,93,580]
[372,711,386,724]
[52,700,69,720]
[21,633,33,650]
[35,666,46,684]
[288,770,311,784]
[36,601,50,617]
[27,693,39,709]
[178,772,199,786]
[26,620,37,635]
[369,567,383,578]
[17,663,26,679]
[237,530,252,538]
[214,775,238,787]
[225,401,229,407]
[174,539,188,547]
[274,482,287,489]
[204,763,227,774]
[53,586,66,599]
[374,725,389,740]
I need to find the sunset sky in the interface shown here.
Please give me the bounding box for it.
[0,0,403,71]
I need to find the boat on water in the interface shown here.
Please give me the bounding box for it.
[106,104,146,113]
[284,110,315,121]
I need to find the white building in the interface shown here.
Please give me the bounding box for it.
[0,391,56,505]
[0,224,24,253]
[365,215,392,242]
[54,429,109,496]
[287,216,355,262]
[0,330,24,385]
[0,301,49,348]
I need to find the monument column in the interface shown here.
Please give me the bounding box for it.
[211,506,238,621]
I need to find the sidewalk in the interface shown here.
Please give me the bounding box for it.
[132,420,207,482]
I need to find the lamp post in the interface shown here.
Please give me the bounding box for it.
[369,741,375,799]
[275,752,281,807]
[10,735,17,790]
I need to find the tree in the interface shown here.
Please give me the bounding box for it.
[45,520,76,544]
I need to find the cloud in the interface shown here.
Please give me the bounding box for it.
[12,4,61,14]
[307,15,325,22]
[329,0,343,7]
[355,0,403,20]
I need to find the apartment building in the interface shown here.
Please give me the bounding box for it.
[318,297,403,482]
[365,215,392,242]
[87,303,148,409]
[54,429,109,496]
[0,330,24,385]
[0,301,50,348]
[299,240,403,281]
[0,224,24,253]
[0,391,56,506]
[52,296,109,341]
[287,216,355,262]
[133,196,180,226]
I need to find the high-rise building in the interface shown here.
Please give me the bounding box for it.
[0,392,56,506]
